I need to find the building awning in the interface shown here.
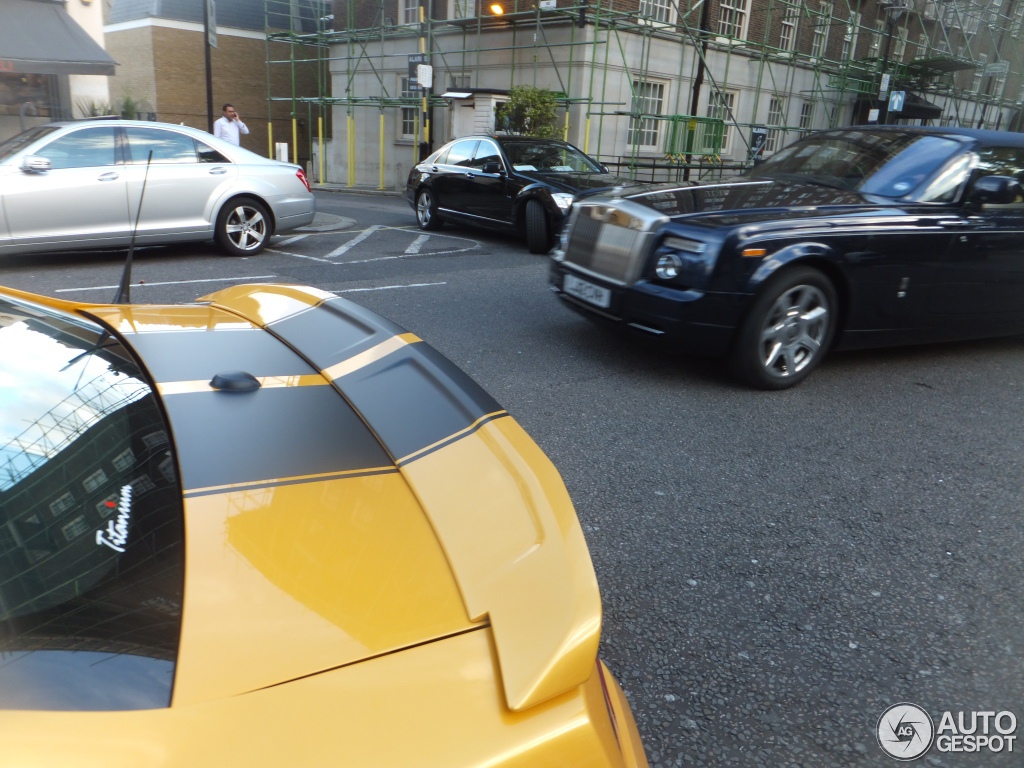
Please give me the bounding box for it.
[894,91,943,120]
[0,0,116,76]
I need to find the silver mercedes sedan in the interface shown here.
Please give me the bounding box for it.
[0,120,315,257]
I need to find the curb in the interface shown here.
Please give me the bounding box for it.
[295,212,357,232]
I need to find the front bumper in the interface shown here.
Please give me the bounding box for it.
[549,260,744,357]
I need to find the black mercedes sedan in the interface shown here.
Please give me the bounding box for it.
[550,126,1024,389]
[406,136,641,253]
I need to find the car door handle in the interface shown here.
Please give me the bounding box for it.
[209,167,228,175]
[98,172,119,181]
[937,218,969,228]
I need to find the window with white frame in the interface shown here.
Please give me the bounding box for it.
[986,0,1003,24]
[780,3,799,51]
[765,96,787,153]
[916,32,928,58]
[842,11,860,61]
[449,0,474,19]
[627,80,666,148]
[706,89,737,153]
[1014,1,1024,37]
[640,0,675,24]
[400,76,418,139]
[402,0,419,25]
[799,101,814,135]
[718,0,749,38]
[973,53,987,93]
[811,2,830,59]
[994,66,1007,99]
[869,19,883,57]
[829,104,838,127]
[893,28,906,61]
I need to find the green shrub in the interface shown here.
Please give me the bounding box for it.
[495,86,558,138]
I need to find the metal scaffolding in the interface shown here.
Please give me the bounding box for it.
[265,0,1024,186]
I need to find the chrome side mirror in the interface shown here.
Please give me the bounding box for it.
[20,155,52,173]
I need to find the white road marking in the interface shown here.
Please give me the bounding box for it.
[335,281,446,294]
[267,249,336,263]
[276,234,308,246]
[405,235,430,254]
[55,276,278,293]
[325,225,382,258]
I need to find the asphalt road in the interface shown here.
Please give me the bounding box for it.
[4,191,1023,767]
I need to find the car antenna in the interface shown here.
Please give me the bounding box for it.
[113,149,154,304]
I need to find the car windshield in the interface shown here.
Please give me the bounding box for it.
[0,296,185,711]
[750,130,965,198]
[0,126,60,162]
[501,141,603,173]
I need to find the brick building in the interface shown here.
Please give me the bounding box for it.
[313,0,1024,188]
[104,0,328,166]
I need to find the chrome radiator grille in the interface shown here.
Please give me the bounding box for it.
[562,199,669,285]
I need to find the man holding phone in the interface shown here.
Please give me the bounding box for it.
[213,103,249,146]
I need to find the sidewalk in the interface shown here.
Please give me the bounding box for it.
[295,211,357,232]
[314,183,404,197]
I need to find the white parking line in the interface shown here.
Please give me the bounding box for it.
[55,276,278,293]
[405,235,430,254]
[276,234,309,246]
[267,249,336,263]
[325,225,382,259]
[335,281,446,294]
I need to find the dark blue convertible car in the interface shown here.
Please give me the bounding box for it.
[550,126,1024,389]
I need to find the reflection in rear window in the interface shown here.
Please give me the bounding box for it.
[0,296,184,711]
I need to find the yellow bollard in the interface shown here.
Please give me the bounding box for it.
[347,115,356,187]
[379,113,386,191]
[291,118,298,165]
[318,117,324,184]
[268,123,274,159]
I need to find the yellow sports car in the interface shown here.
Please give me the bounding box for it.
[0,282,647,767]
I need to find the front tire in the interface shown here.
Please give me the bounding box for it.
[215,198,271,256]
[416,189,443,231]
[729,266,838,390]
[525,199,552,254]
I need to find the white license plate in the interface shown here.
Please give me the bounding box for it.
[563,273,611,309]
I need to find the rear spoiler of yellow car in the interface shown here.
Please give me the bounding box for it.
[200,283,604,711]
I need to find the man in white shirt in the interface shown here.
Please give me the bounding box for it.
[213,103,249,146]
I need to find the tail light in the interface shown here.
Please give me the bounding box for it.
[296,168,312,192]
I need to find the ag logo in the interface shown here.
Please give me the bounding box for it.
[877,703,935,760]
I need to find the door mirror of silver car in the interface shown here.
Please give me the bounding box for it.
[967,175,1023,206]
[20,155,52,173]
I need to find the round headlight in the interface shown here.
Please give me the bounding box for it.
[655,253,683,280]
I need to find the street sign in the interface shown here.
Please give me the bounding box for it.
[749,126,768,160]
[868,108,880,123]
[207,0,217,48]
[416,64,433,89]
[888,90,906,113]
[984,61,1009,76]
[878,73,890,100]
[408,53,429,88]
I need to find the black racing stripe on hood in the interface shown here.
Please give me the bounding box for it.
[331,342,504,462]
[161,386,393,492]
[120,328,318,383]
[267,296,410,368]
